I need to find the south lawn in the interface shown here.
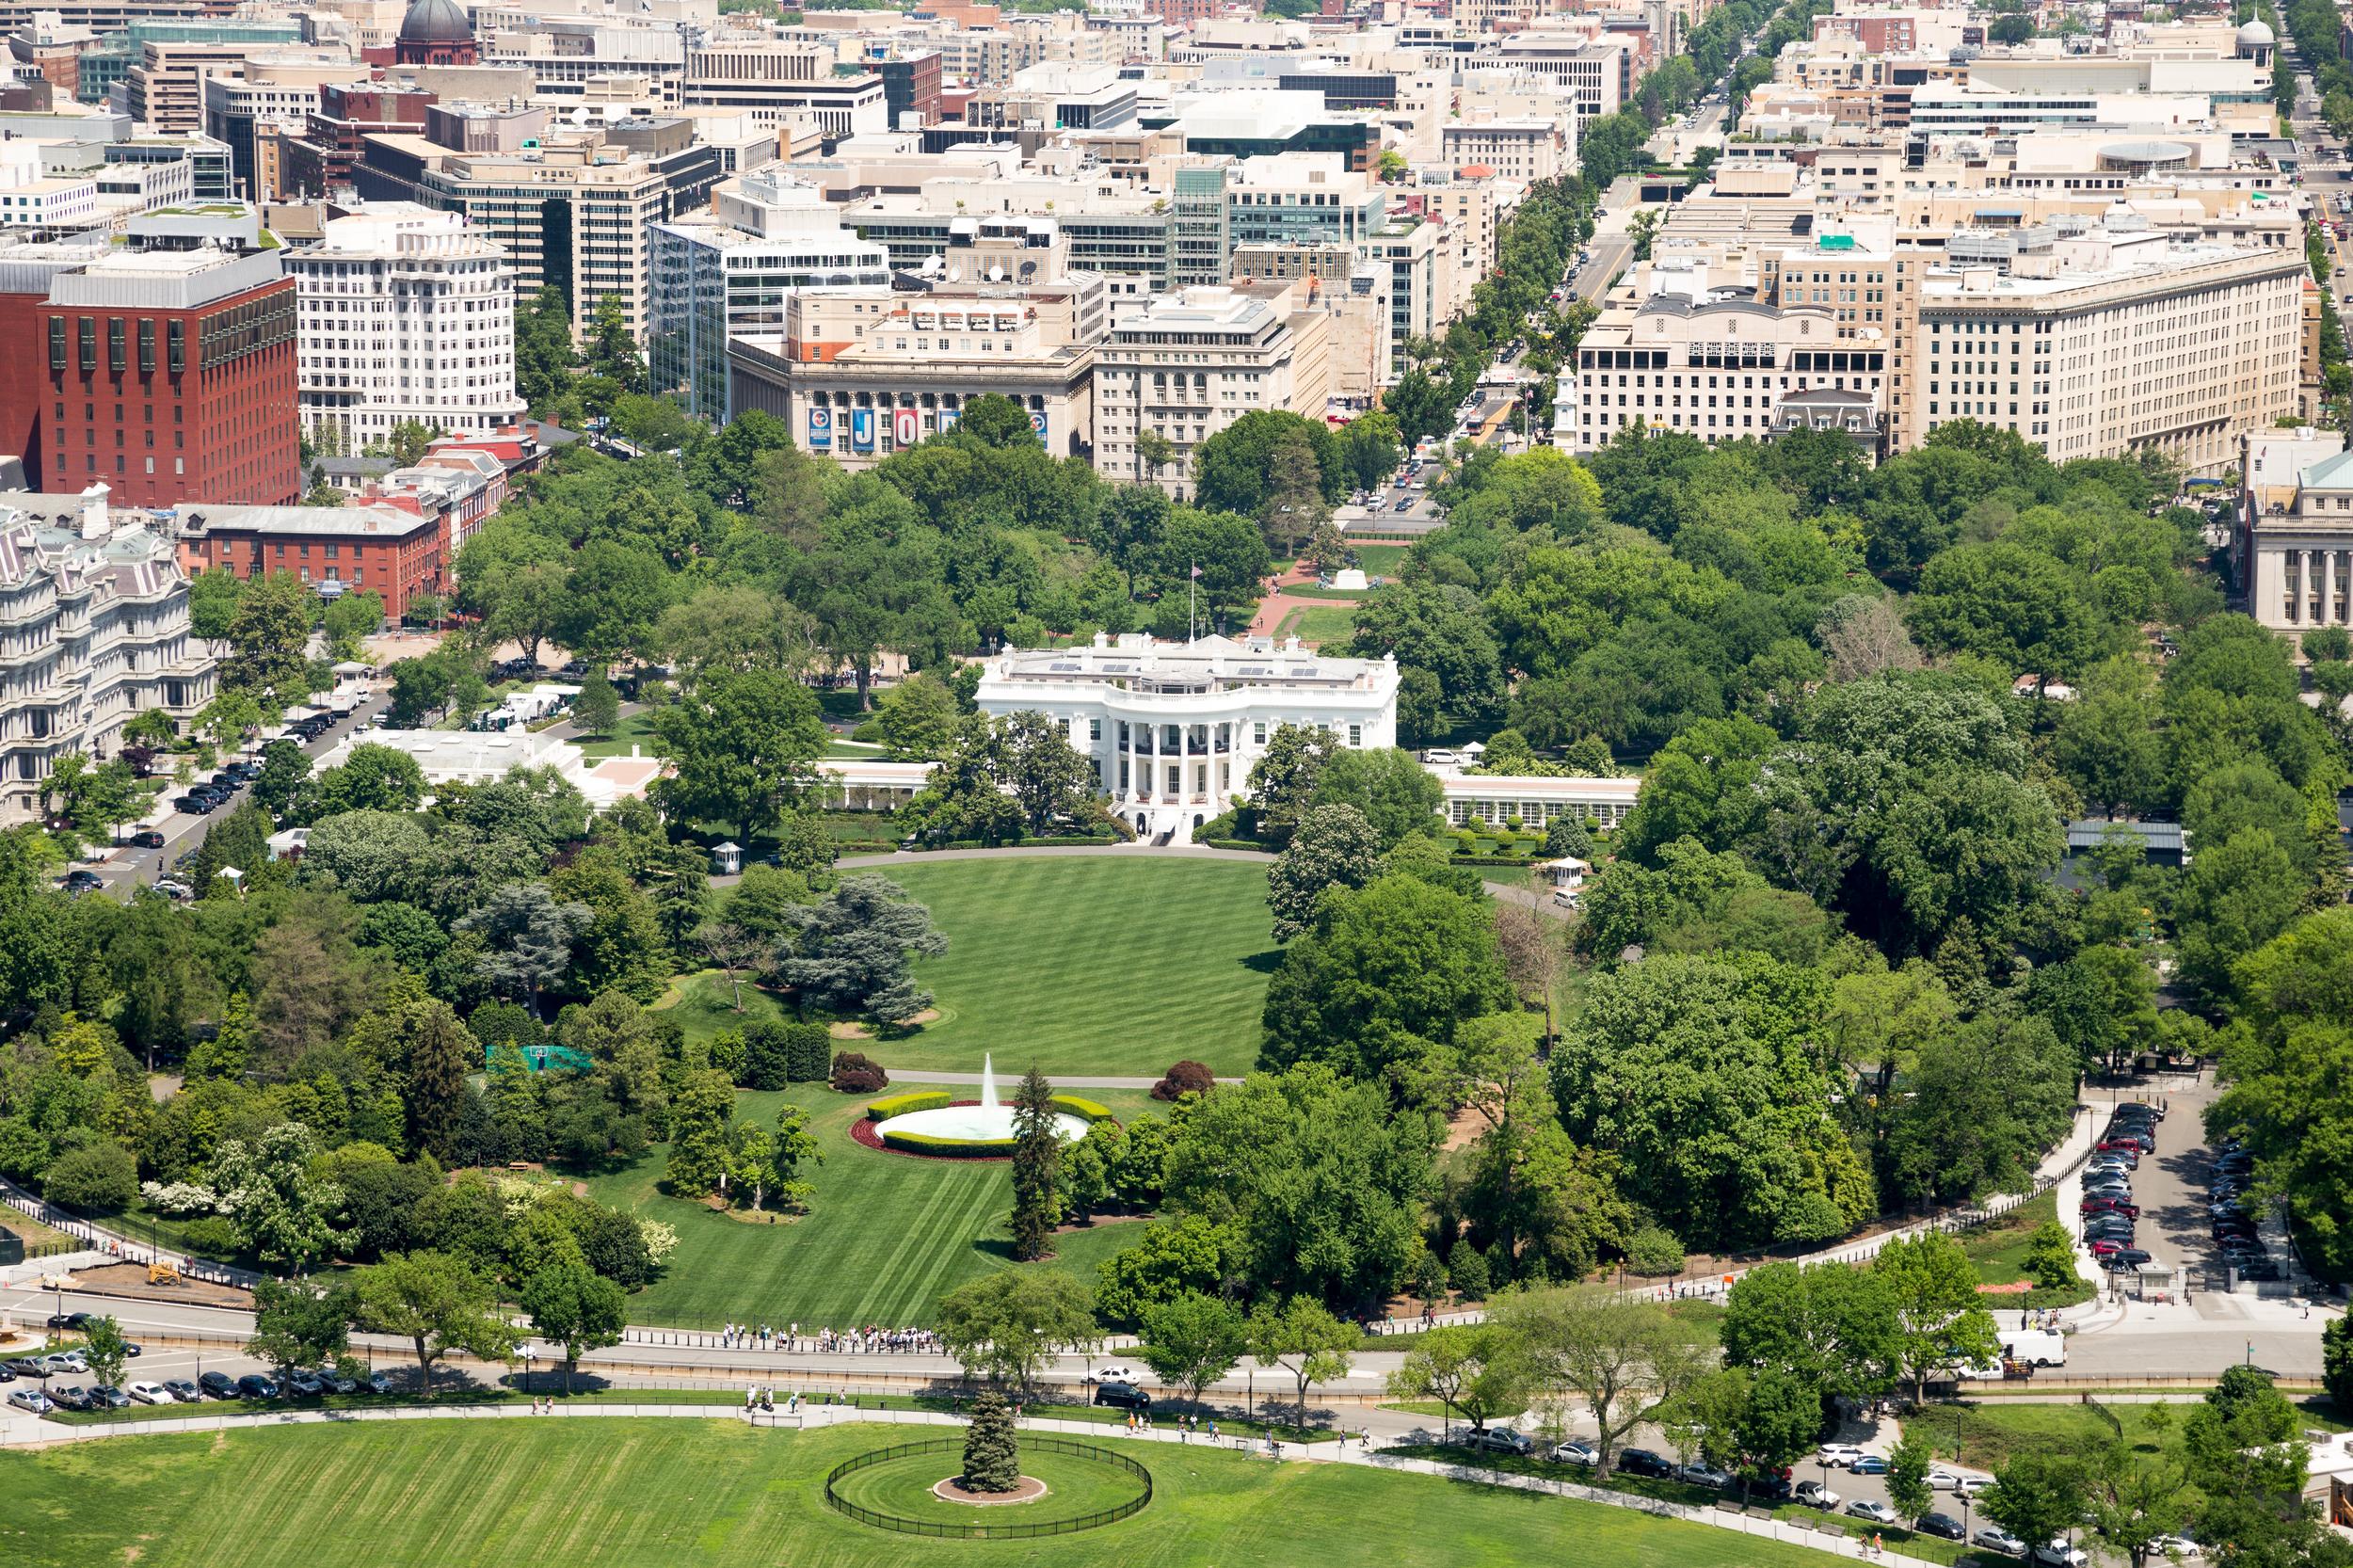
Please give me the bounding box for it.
[0,1419,1850,1568]
[841,854,1278,1080]
[579,1084,1153,1328]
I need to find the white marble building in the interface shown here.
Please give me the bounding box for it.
[973,632,1400,845]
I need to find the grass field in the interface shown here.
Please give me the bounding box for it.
[654,968,794,1049]
[1275,606,1358,648]
[0,1419,1855,1568]
[575,711,658,760]
[864,856,1276,1079]
[1903,1400,2151,1471]
[1351,544,1410,576]
[580,1084,1154,1328]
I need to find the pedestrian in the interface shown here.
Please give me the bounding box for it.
[1873,1532,1884,1560]
[1209,1420,1218,1442]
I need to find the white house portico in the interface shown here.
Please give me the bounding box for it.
[974,632,1400,845]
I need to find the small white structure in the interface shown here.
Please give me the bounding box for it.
[1331,568,1369,591]
[1537,855,1591,905]
[312,727,656,811]
[711,840,744,875]
[1433,770,1641,832]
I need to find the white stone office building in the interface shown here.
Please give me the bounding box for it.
[2242,446,2353,636]
[974,632,1400,845]
[0,487,214,823]
[285,203,523,449]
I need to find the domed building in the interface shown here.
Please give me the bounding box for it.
[394,0,476,66]
[2236,17,2274,67]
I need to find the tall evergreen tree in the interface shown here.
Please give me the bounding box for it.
[1009,1065,1062,1262]
[961,1390,1021,1493]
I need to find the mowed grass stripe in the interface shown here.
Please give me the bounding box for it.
[2,1419,1856,1568]
[873,856,1277,1079]
[582,1085,1155,1327]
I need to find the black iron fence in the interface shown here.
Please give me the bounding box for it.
[822,1434,1151,1539]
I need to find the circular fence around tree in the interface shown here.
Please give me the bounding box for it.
[822,1435,1152,1540]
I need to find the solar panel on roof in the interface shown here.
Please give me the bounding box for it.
[1049,662,1080,671]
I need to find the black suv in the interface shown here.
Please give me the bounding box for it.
[1616,1448,1673,1478]
[198,1371,238,1400]
[235,1373,280,1400]
[1092,1381,1150,1411]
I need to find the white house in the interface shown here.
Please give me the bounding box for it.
[973,632,1401,845]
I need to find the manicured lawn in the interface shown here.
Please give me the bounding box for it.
[826,1443,1144,1525]
[1961,1193,2056,1288]
[0,1419,1858,1568]
[575,711,658,760]
[579,1084,1154,1328]
[1902,1400,2150,1471]
[653,968,794,1049]
[1275,605,1357,647]
[869,856,1277,1079]
[1351,544,1410,576]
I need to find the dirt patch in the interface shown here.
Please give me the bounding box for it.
[827,1021,873,1041]
[893,1008,940,1028]
[68,1262,251,1310]
[932,1474,1049,1506]
[1440,1103,1487,1152]
[1051,1213,1152,1238]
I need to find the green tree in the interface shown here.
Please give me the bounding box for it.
[874,671,964,761]
[572,672,619,739]
[246,1279,353,1386]
[664,1068,736,1197]
[556,540,672,666]
[1260,872,1513,1105]
[352,1251,520,1390]
[1009,1064,1063,1261]
[1982,1451,2089,1558]
[651,667,826,842]
[1247,1297,1355,1433]
[251,739,311,816]
[2083,1439,2191,1568]
[82,1315,130,1392]
[1338,410,1403,491]
[207,1122,347,1273]
[1138,1291,1247,1410]
[1491,1288,1708,1479]
[1886,1434,1935,1525]
[1871,1233,2001,1404]
[777,874,947,1023]
[1307,746,1445,849]
[1193,410,1341,520]
[320,589,386,661]
[1265,802,1382,942]
[960,1390,1022,1492]
[935,1270,1096,1395]
[1095,1216,1231,1329]
[1243,723,1340,845]
[1720,1261,1901,1408]
[1386,1321,1528,1436]
[2174,829,2307,1000]
[221,572,317,702]
[2024,1220,2081,1292]
[519,1263,626,1391]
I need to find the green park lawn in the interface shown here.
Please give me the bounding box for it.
[1350,543,1410,575]
[862,856,1277,1080]
[0,1418,1855,1568]
[825,1443,1143,1525]
[1275,606,1357,647]
[575,711,658,760]
[580,1084,1155,1328]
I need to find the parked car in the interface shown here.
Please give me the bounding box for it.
[2105,1248,2154,1270]
[1849,1454,1889,1476]
[162,1380,200,1403]
[197,1372,238,1400]
[1919,1512,1969,1541]
[1793,1480,1843,1510]
[287,1369,325,1398]
[1553,1440,1598,1467]
[47,1384,94,1412]
[6,1388,54,1416]
[2148,1534,2202,1558]
[317,1368,357,1395]
[59,870,104,893]
[1093,1364,1140,1385]
[235,1374,280,1400]
[2089,1240,2126,1260]
[1460,1427,1534,1457]
[1676,1462,1733,1489]
[44,1313,90,1333]
[1976,1527,2029,1556]
[1617,1448,1673,1479]
[1817,1443,1866,1468]
[1421,749,1460,765]
[2030,1541,2089,1567]
[40,1352,86,1375]
[2082,1199,2140,1220]
[129,829,167,848]
[1091,1381,1148,1411]
[365,1372,394,1396]
[2235,1259,2284,1282]
[92,1385,131,1409]
[174,794,215,814]
[1848,1498,1901,1525]
[125,1381,177,1405]
[152,878,192,901]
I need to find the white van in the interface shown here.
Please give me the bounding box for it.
[1999,1329,2066,1368]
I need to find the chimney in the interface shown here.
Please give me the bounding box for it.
[78,482,109,539]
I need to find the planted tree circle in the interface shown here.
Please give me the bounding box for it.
[823,1436,1151,1539]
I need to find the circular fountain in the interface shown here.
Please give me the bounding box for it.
[869,1055,1090,1155]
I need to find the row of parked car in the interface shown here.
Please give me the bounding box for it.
[2082,1102,2163,1272]
[5,1364,396,1418]
[2207,1140,2278,1280]
[173,755,262,816]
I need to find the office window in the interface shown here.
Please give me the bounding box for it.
[48,318,64,372]
[78,316,95,371]
[138,321,154,373]
[108,319,124,372]
[167,322,184,374]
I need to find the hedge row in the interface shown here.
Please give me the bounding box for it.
[864,1091,952,1122]
[879,1129,1016,1158]
[1200,838,1266,853]
[1051,1094,1112,1122]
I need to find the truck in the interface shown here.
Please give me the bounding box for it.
[1997,1329,2066,1368]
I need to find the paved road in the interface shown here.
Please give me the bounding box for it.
[1567,236,1633,303]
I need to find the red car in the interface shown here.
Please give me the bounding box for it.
[2089,1239,2125,1259]
[2097,1139,2150,1156]
[2081,1198,2140,1220]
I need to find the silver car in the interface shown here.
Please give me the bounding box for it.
[1976,1527,2028,1556]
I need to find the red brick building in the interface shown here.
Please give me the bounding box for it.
[282,84,436,200]
[38,247,299,507]
[174,500,445,618]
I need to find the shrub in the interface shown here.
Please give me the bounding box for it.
[1625,1224,1687,1277]
[1150,1060,1216,1101]
[865,1090,952,1121]
[830,1050,888,1094]
[1448,1245,1492,1301]
[879,1128,1016,1157]
[2024,1219,2078,1291]
[42,1141,137,1214]
[744,1020,832,1090]
[180,1216,242,1258]
[1050,1094,1112,1122]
